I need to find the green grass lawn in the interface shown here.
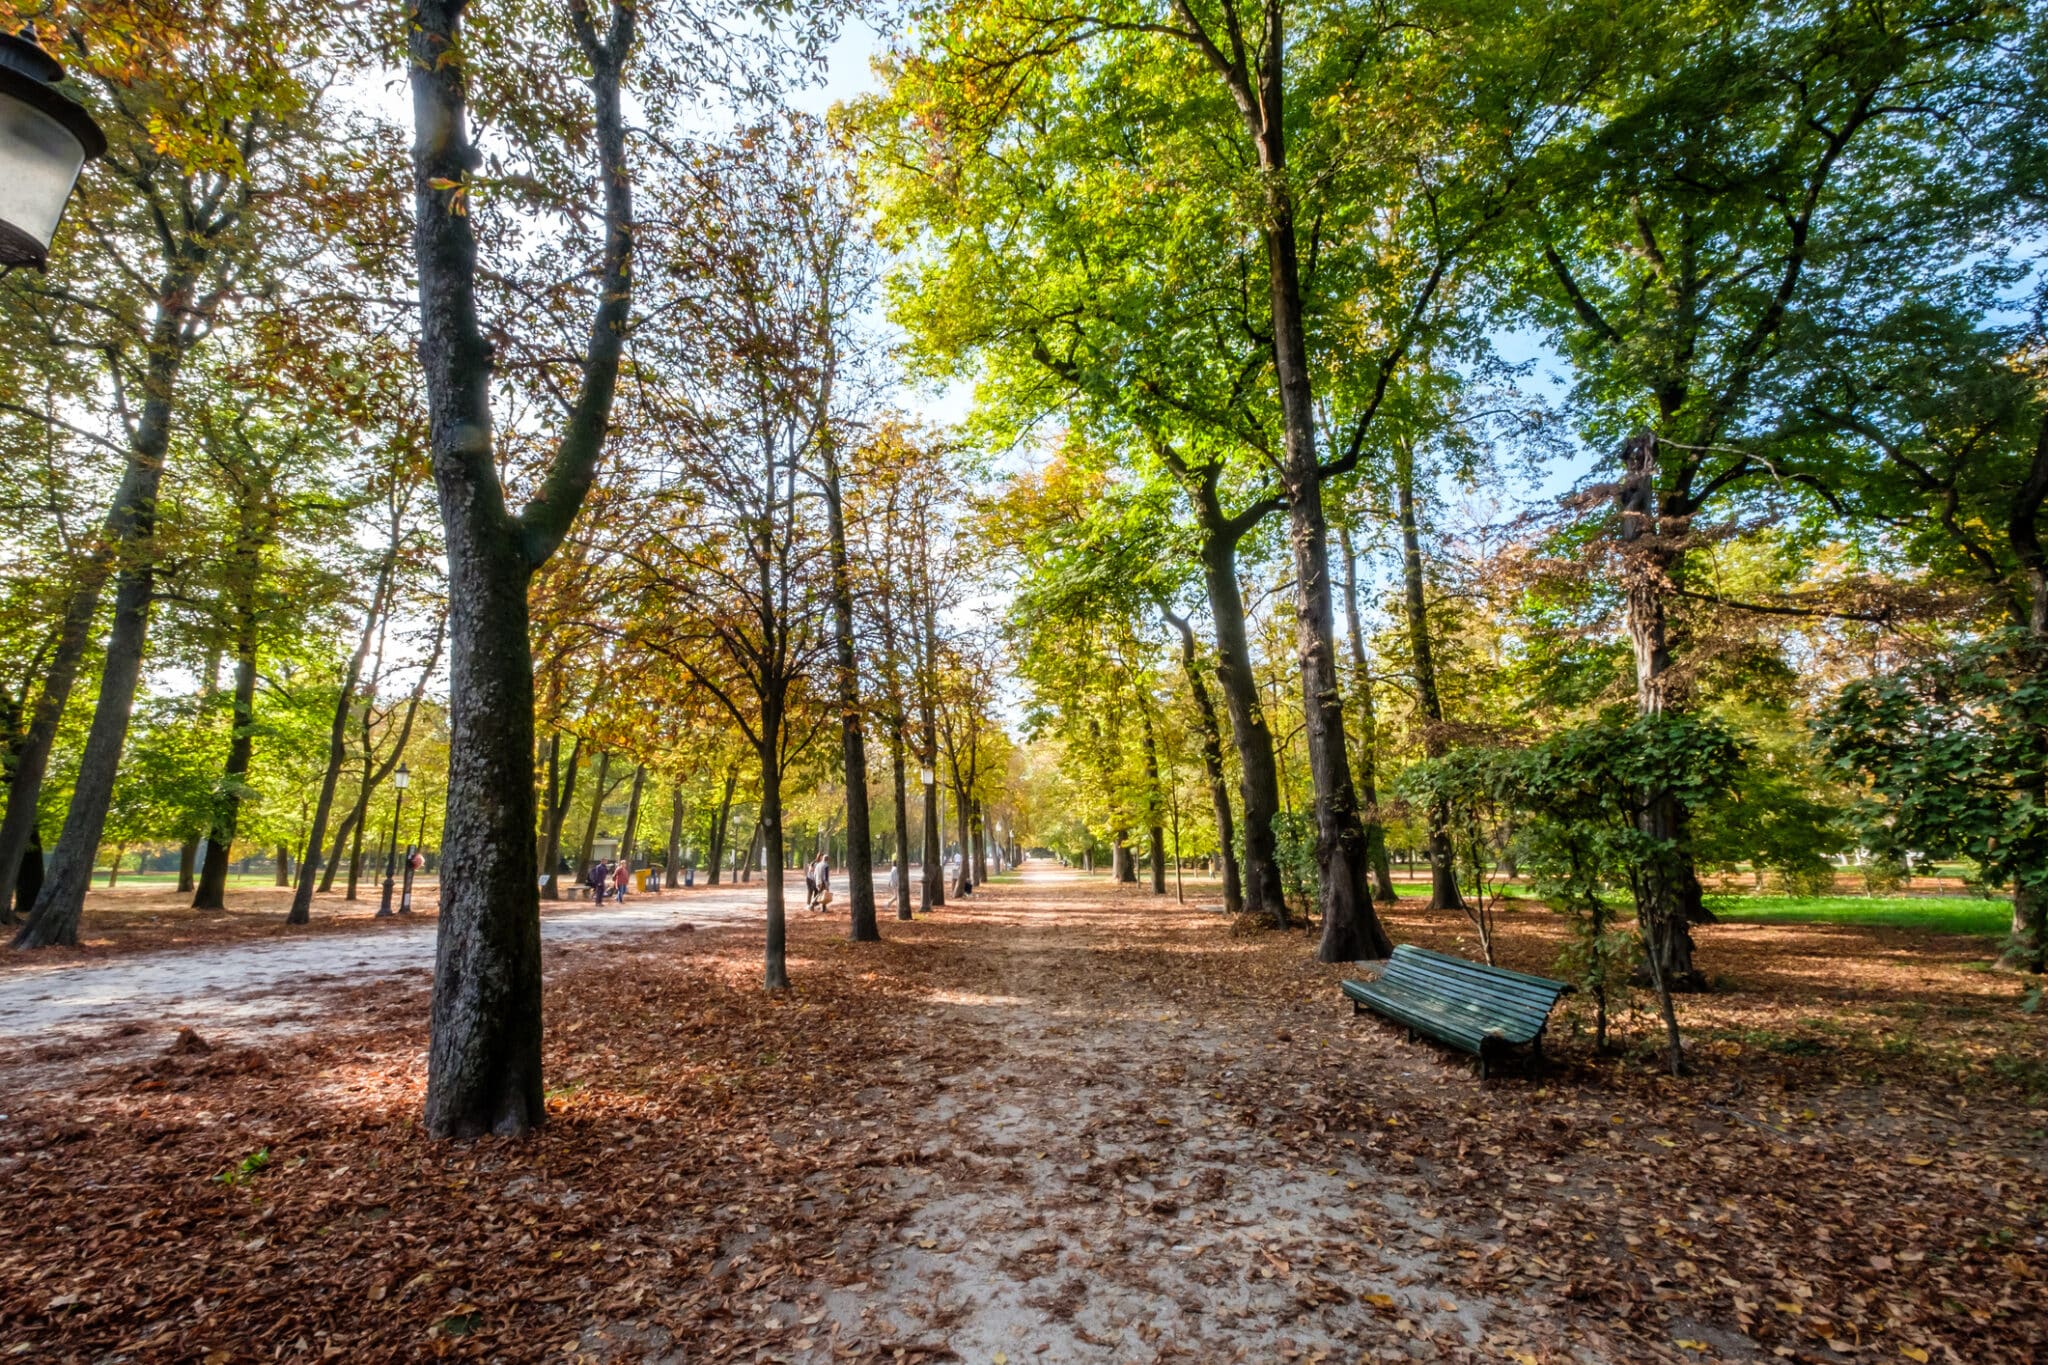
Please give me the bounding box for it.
[1387,880,1532,900]
[1704,895,2012,936]
[1385,877,2008,935]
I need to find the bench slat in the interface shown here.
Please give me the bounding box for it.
[1385,951,1568,1001]
[1341,945,1572,1066]
[1368,991,1540,1047]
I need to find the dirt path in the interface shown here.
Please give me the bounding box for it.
[788,867,1512,1364]
[0,880,808,1051]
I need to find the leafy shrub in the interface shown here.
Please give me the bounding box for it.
[1270,810,1319,925]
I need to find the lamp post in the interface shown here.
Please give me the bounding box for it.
[376,762,410,917]
[0,28,105,269]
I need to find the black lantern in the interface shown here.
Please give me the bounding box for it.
[0,28,105,269]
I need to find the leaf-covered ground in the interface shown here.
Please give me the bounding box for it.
[0,867,2040,1363]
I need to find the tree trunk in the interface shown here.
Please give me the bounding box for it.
[14,313,192,949]
[414,0,637,1139]
[10,825,43,922]
[1618,433,1707,989]
[540,733,584,899]
[2008,879,2047,974]
[1274,401,1388,963]
[1197,517,1286,925]
[706,766,736,885]
[952,782,975,896]
[576,751,612,874]
[741,820,762,882]
[665,785,683,887]
[973,798,990,885]
[1337,523,1398,903]
[0,576,110,924]
[288,557,393,925]
[758,738,789,990]
[422,508,546,1138]
[194,496,269,911]
[892,723,913,920]
[344,782,370,900]
[1113,833,1136,883]
[620,763,646,866]
[1163,608,1242,915]
[1395,449,1465,915]
[177,836,199,896]
[16,544,159,948]
[275,845,289,886]
[821,439,878,942]
[9,826,41,925]
[1141,718,1166,895]
[319,798,353,894]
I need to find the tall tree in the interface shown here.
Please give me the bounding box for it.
[1336,522,1398,903]
[409,0,638,1136]
[1393,439,1465,913]
[1512,0,2010,985]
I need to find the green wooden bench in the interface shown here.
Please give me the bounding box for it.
[1341,945,1573,1079]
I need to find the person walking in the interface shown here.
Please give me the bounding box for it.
[588,859,609,905]
[613,860,632,904]
[810,851,831,913]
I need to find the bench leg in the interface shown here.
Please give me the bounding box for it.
[1477,1055,1488,1082]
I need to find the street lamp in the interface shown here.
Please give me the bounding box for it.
[0,28,105,269]
[376,762,410,918]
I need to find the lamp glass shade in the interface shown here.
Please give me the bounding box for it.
[919,767,934,787]
[0,91,85,266]
[393,763,411,790]
[0,34,104,269]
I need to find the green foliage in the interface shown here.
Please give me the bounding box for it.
[106,697,227,851]
[1270,810,1320,926]
[1411,713,1746,1026]
[1818,637,2048,903]
[213,1147,271,1188]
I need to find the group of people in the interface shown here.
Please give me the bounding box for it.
[585,858,634,904]
[803,853,832,912]
[577,853,830,906]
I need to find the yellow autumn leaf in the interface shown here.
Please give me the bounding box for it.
[1901,1350,1929,1363]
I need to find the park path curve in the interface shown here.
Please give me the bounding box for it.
[0,876,868,1048]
